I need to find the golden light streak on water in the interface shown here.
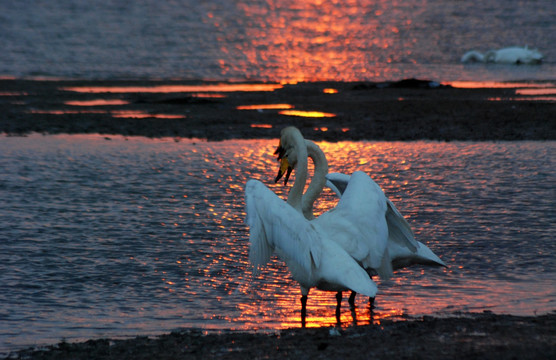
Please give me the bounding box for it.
[279,110,336,118]
[28,109,107,115]
[446,81,556,88]
[27,109,185,119]
[446,81,556,101]
[237,104,294,110]
[487,96,556,102]
[65,99,130,106]
[190,93,228,98]
[0,91,28,96]
[250,124,274,129]
[111,110,185,119]
[61,84,283,93]
[516,88,556,95]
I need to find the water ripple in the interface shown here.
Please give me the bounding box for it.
[0,135,554,353]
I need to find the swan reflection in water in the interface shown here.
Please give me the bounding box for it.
[245,127,445,327]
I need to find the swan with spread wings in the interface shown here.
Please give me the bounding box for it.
[244,127,377,325]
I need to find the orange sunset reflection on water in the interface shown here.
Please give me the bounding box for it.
[211,0,421,83]
[2,135,552,341]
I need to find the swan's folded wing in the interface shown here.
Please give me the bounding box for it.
[245,179,321,274]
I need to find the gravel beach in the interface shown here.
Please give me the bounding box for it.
[5,312,555,359]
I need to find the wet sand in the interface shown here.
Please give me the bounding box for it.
[2,79,555,359]
[6,312,555,359]
[1,79,555,141]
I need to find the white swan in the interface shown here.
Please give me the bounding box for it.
[461,46,543,64]
[279,135,445,308]
[274,131,393,311]
[245,127,378,325]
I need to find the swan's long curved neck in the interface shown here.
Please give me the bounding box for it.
[285,132,309,213]
[302,140,329,220]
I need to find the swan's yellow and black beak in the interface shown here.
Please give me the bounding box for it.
[274,143,285,160]
[274,157,293,185]
[274,142,292,185]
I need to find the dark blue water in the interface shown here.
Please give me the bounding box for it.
[1,0,555,81]
[0,135,554,354]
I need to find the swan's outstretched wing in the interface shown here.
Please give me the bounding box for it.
[316,171,390,277]
[245,179,321,273]
[325,172,445,270]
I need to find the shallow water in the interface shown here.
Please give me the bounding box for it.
[0,135,555,353]
[1,0,555,81]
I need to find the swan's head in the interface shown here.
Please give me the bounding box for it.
[273,126,304,185]
[523,48,543,64]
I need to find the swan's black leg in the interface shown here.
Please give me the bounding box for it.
[335,292,342,323]
[348,291,357,309]
[301,295,308,328]
[369,297,375,323]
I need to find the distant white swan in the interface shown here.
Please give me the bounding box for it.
[461,46,543,64]
[245,127,377,325]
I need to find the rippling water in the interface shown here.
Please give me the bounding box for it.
[1,0,555,81]
[0,135,555,353]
